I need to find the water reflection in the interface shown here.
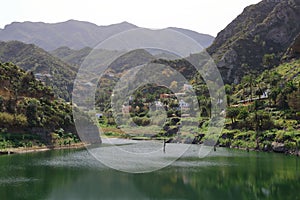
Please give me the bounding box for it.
[0,146,298,200]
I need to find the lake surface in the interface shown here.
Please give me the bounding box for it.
[0,142,299,200]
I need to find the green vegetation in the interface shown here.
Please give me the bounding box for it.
[220,59,300,154]
[97,58,300,155]
[0,41,77,101]
[1,0,299,156]
[0,62,79,150]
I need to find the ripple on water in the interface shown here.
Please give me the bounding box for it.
[0,177,38,186]
[35,142,248,172]
[36,150,107,170]
[0,166,25,173]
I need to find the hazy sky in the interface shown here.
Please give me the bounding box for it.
[1,0,261,36]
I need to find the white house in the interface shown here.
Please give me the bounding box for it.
[179,100,189,109]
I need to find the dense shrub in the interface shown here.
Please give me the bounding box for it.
[132,117,151,126]
[0,112,14,127]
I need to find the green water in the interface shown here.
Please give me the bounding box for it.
[0,146,299,200]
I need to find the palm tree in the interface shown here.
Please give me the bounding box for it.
[241,74,255,102]
[198,96,211,118]
[226,107,239,124]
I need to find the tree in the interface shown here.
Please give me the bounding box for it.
[227,107,240,124]
[269,87,280,106]
[288,90,300,111]
[238,107,249,121]
[269,72,282,87]
[241,74,255,101]
[262,53,276,67]
[283,81,297,94]
[26,100,40,127]
[199,97,211,118]
[6,97,16,114]
[251,110,273,131]
[225,84,233,106]
[277,93,289,110]
[224,84,233,95]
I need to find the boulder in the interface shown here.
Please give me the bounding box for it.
[271,142,286,153]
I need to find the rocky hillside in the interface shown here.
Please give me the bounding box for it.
[283,33,300,61]
[0,41,76,101]
[207,0,300,84]
[0,20,214,51]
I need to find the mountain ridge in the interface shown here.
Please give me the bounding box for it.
[207,0,300,84]
[0,20,138,51]
[0,20,214,51]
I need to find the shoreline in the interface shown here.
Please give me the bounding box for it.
[103,135,300,156]
[226,146,300,157]
[104,135,300,156]
[0,142,87,155]
[1,138,299,157]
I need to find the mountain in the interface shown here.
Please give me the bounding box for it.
[0,20,137,51]
[168,27,214,48]
[51,46,92,68]
[0,41,76,101]
[51,46,122,73]
[207,0,300,84]
[107,49,155,73]
[0,20,214,51]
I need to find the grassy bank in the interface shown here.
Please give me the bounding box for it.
[0,142,87,155]
[0,128,82,155]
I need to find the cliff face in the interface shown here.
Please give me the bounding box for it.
[207,0,300,84]
[283,33,300,60]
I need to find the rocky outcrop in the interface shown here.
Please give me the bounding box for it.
[283,33,300,61]
[207,0,300,84]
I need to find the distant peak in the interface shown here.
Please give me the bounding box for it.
[66,19,78,22]
[60,19,98,26]
[120,21,133,25]
[64,19,92,24]
[104,21,138,28]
